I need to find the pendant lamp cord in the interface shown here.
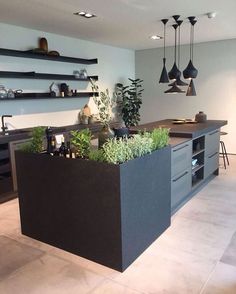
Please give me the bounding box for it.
[174,26,177,62]
[164,23,166,59]
[178,25,180,68]
[191,24,194,62]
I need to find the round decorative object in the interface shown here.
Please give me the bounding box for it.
[98,125,115,148]
[48,51,60,56]
[113,127,129,138]
[0,85,7,99]
[39,37,48,52]
[195,111,207,123]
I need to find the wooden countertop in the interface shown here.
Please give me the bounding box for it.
[131,119,227,138]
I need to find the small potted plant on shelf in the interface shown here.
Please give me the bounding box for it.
[90,78,114,147]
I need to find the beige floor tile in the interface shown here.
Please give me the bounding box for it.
[112,247,216,294]
[0,254,105,294]
[221,232,236,267]
[149,215,234,261]
[89,279,143,294]
[48,246,119,279]
[0,236,44,281]
[201,262,236,294]
[177,196,236,229]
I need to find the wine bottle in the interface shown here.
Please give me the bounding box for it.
[65,142,71,158]
[59,137,66,157]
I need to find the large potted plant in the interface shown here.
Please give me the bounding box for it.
[15,127,171,272]
[122,78,143,127]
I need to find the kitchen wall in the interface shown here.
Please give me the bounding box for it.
[0,23,135,128]
[136,39,236,153]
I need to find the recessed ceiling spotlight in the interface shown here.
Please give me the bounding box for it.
[206,12,217,19]
[150,35,162,40]
[74,11,96,18]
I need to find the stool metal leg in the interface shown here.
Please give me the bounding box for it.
[221,141,229,166]
[220,141,226,169]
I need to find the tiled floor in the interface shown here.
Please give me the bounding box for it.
[0,156,235,294]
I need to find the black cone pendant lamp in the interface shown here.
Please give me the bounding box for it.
[183,17,198,80]
[159,19,169,83]
[169,19,188,87]
[168,24,181,81]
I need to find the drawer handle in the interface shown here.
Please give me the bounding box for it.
[173,171,188,182]
[209,130,219,136]
[173,144,189,152]
[208,152,218,159]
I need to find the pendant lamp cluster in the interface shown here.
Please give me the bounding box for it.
[159,15,198,96]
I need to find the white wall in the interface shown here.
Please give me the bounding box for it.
[135,39,236,153]
[0,23,135,128]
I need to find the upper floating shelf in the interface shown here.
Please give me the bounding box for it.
[0,48,98,65]
[0,71,98,81]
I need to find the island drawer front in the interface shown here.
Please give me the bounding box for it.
[0,149,9,160]
[205,129,220,156]
[171,169,191,210]
[0,177,13,195]
[171,142,192,178]
[204,151,219,178]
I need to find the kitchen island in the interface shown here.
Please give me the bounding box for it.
[15,119,227,271]
[132,119,227,213]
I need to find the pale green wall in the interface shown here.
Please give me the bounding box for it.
[0,23,135,127]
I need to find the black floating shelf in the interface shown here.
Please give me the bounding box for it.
[0,71,98,81]
[0,92,98,101]
[0,48,98,65]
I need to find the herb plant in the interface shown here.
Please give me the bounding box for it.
[70,129,92,158]
[122,78,144,127]
[21,127,45,153]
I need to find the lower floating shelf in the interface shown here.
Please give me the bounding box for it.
[0,92,98,101]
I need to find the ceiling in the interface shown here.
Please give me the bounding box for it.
[0,0,235,50]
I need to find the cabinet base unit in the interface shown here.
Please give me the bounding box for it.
[15,146,171,272]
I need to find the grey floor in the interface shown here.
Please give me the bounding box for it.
[0,156,236,294]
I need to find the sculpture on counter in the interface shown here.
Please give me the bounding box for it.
[79,104,91,125]
[50,82,60,97]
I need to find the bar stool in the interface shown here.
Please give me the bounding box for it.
[220,131,229,169]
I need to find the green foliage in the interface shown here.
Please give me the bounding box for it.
[88,149,105,162]
[122,78,144,127]
[143,128,170,151]
[20,127,45,153]
[102,137,133,164]
[99,128,169,164]
[90,78,112,126]
[70,129,92,158]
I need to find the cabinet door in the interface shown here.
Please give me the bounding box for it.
[171,141,192,178]
[204,151,219,179]
[171,169,192,210]
[205,129,220,156]
[9,139,32,191]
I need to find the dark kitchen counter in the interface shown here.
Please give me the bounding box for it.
[131,119,227,138]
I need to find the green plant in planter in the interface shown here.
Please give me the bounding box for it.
[70,129,92,158]
[122,78,144,127]
[144,128,170,151]
[88,149,105,162]
[21,127,45,153]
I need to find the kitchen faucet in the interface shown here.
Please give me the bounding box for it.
[1,115,13,133]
